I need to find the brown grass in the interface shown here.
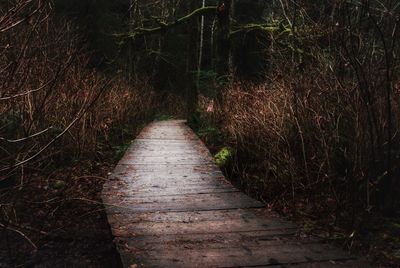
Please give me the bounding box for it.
[209,69,399,210]
[0,2,157,178]
[0,2,157,263]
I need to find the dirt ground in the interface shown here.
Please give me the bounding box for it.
[0,160,122,268]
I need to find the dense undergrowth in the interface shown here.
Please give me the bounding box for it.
[196,78,400,266]
[193,2,400,265]
[0,2,159,266]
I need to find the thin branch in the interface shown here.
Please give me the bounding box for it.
[0,1,42,33]
[0,223,37,251]
[0,0,34,29]
[118,6,217,40]
[230,23,282,36]
[0,79,112,173]
[0,127,52,143]
[0,80,53,101]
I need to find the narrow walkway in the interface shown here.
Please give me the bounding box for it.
[102,120,366,267]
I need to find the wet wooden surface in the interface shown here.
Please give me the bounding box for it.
[102,120,367,268]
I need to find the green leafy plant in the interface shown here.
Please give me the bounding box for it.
[214,147,233,168]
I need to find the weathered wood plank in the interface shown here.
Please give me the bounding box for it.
[120,242,355,268]
[136,125,198,140]
[122,230,301,249]
[104,164,235,197]
[107,209,297,236]
[103,192,264,213]
[102,120,368,267]
[116,208,286,224]
[103,186,238,198]
[119,156,212,165]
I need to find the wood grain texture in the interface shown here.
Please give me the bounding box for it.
[102,120,368,268]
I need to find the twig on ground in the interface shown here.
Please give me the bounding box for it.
[0,223,38,251]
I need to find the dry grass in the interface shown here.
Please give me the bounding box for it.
[200,63,399,218]
[200,1,400,220]
[0,2,157,263]
[0,2,157,178]
[197,62,400,265]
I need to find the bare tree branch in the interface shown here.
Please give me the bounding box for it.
[118,6,217,40]
[0,127,52,143]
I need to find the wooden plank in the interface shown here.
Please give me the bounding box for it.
[107,172,217,182]
[131,138,204,144]
[120,242,355,268]
[108,168,226,183]
[126,144,208,155]
[119,156,212,165]
[123,150,211,157]
[103,185,238,198]
[103,192,265,213]
[122,230,301,249]
[281,260,371,267]
[136,125,198,140]
[109,208,289,223]
[107,209,296,236]
[104,178,234,193]
[105,165,232,195]
[114,163,222,172]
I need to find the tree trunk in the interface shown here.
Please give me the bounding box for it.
[215,0,231,101]
[232,0,267,81]
[186,1,199,116]
[215,0,231,76]
[197,0,206,89]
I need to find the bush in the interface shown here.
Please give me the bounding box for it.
[0,1,157,180]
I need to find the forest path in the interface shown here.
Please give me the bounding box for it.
[102,120,367,268]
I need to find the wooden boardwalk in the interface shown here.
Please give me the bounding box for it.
[102,120,367,267]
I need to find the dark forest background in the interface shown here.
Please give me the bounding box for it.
[1,0,399,266]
